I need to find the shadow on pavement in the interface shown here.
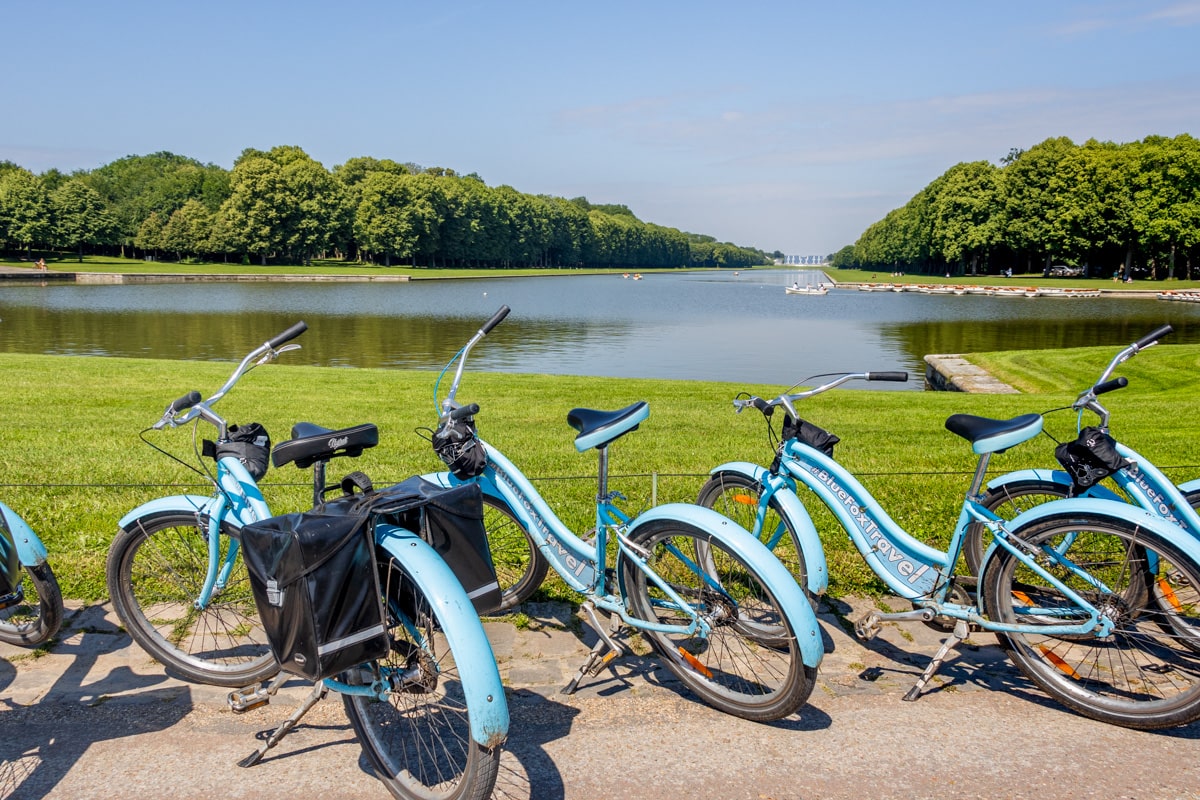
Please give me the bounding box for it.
[0,629,190,800]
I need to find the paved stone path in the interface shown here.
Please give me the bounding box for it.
[4,597,1198,799]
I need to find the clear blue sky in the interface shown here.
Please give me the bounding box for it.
[3,1,1198,255]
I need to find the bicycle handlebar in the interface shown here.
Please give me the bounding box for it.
[154,322,307,431]
[1134,324,1173,351]
[268,321,308,349]
[734,370,909,418]
[450,403,480,421]
[1092,376,1128,396]
[440,307,510,418]
[480,306,510,336]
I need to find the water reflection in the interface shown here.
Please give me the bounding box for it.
[1,271,1198,390]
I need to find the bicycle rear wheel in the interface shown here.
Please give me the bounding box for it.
[696,472,811,599]
[106,512,277,686]
[0,563,63,647]
[982,513,1200,729]
[342,552,500,800]
[621,518,815,722]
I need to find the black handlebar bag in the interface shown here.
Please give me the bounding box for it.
[240,508,388,681]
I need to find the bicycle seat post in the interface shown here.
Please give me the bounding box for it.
[596,445,610,503]
[967,452,992,499]
[311,459,327,508]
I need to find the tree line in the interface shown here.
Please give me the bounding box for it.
[0,146,768,270]
[832,134,1200,280]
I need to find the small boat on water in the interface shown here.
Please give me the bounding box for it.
[785,284,828,296]
[632,273,643,280]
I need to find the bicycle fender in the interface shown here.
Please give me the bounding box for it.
[980,496,1200,576]
[984,469,1124,502]
[0,501,49,566]
[118,495,227,530]
[628,503,823,669]
[375,524,509,749]
[709,462,829,597]
[1180,478,1200,496]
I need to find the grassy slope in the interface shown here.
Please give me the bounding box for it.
[3,345,1198,599]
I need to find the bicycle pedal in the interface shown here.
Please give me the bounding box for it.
[227,685,270,714]
[854,613,882,641]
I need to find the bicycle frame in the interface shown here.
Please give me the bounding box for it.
[713,435,1200,637]
[426,440,821,661]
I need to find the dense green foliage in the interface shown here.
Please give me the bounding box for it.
[3,346,1198,601]
[0,149,768,270]
[833,134,1200,280]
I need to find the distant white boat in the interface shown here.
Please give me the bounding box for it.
[785,284,828,296]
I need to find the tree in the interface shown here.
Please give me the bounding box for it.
[0,168,52,255]
[354,172,418,266]
[930,161,1002,275]
[160,199,212,260]
[134,211,165,257]
[51,179,115,260]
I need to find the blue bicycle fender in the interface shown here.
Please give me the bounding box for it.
[375,524,509,749]
[980,496,1200,577]
[0,501,49,566]
[629,503,824,669]
[118,495,228,531]
[709,462,828,597]
[984,469,1124,502]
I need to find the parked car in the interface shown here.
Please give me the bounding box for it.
[1048,264,1083,277]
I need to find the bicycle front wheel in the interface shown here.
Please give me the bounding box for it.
[966,479,1072,574]
[482,496,547,611]
[341,553,501,800]
[696,471,811,599]
[0,563,63,647]
[106,512,277,686]
[982,513,1200,730]
[621,518,815,722]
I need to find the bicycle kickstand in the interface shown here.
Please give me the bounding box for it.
[562,601,626,695]
[237,681,328,768]
[903,620,969,702]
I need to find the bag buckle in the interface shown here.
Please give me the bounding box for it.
[266,579,284,607]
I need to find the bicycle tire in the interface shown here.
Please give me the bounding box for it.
[342,551,500,800]
[620,518,815,722]
[106,511,277,686]
[482,495,547,612]
[0,563,64,647]
[696,472,811,601]
[973,481,1200,649]
[981,512,1200,730]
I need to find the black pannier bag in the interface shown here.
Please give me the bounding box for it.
[240,507,388,681]
[782,416,840,458]
[1054,426,1132,495]
[240,475,501,680]
[360,476,502,617]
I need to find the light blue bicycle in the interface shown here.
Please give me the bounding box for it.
[698,370,1200,729]
[106,322,508,800]
[0,500,62,647]
[423,306,821,722]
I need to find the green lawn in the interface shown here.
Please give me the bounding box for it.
[0,254,717,279]
[3,345,1198,601]
[829,266,1200,292]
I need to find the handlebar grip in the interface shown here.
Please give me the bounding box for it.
[169,391,202,413]
[1133,324,1173,350]
[268,321,308,349]
[1093,376,1128,396]
[480,306,510,335]
[866,371,909,382]
[450,403,480,420]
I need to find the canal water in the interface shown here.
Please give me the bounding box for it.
[2,270,1198,389]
